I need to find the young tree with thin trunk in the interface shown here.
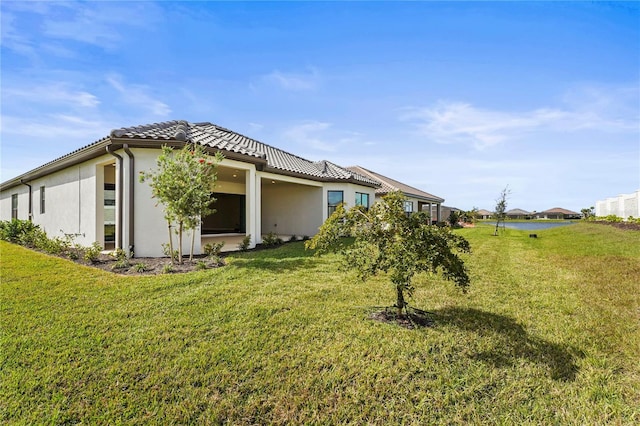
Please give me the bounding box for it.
[139,144,223,264]
[493,186,510,236]
[306,191,471,316]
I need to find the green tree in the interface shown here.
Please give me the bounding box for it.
[493,186,510,236]
[447,210,461,227]
[464,207,479,224]
[581,206,595,220]
[305,191,471,316]
[139,144,223,263]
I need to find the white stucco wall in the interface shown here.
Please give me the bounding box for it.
[0,154,117,247]
[595,190,640,219]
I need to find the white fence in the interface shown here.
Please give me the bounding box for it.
[595,190,640,219]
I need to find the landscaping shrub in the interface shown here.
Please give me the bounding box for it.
[0,219,43,246]
[83,242,103,264]
[262,231,283,247]
[238,234,251,251]
[203,241,225,256]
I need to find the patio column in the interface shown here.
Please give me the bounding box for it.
[246,167,258,248]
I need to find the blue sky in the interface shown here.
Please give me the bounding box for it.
[2,1,638,212]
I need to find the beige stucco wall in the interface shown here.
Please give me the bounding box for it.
[261,176,323,237]
[0,154,117,247]
[323,182,377,222]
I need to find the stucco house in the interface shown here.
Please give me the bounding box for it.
[534,207,580,220]
[0,120,381,257]
[476,209,493,220]
[505,208,532,220]
[345,166,444,222]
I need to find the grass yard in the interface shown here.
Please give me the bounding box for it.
[1,223,639,424]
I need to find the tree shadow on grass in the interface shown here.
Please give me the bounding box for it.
[432,307,583,381]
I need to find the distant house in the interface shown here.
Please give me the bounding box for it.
[477,209,493,220]
[440,206,462,222]
[0,120,380,257]
[535,207,580,220]
[346,166,445,222]
[505,208,531,220]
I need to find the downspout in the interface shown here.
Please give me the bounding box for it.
[123,144,135,257]
[20,180,32,221]
[106,145,123,250]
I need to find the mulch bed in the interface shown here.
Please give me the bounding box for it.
[591,221,640,231]
[370,307,435,329]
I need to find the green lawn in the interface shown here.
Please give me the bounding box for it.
[1,223,639,424]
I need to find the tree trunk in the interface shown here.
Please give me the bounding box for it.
[189,228,195,262]
[396,285,406,316]
[178,221,183,264]
[167,221,175,265]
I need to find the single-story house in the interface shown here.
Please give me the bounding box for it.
[505,208,532,220]
[345,166,444,222]
[534,207,580,220]
[476,209,493,220]
[439,206,463,222]
[0,120,381,257]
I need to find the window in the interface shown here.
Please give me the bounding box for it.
[404,200,414,216]
[39,186,45,214]
[11,194,18,219]
[327,190,344,216]
[355,192,369,209]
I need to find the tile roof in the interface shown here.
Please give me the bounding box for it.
[505,208,531,215]
[538,207,579,215]
[345,166,444,202]
[109,121,380,186]
[2,120,381,190]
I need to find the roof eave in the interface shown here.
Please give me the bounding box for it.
[1,138,113,191]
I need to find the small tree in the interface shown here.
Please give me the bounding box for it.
[493,186,510,236]
[305,191,471,316]
[464,207,479,225]
[581,206,595,220]
[447,210,461,227]
[140,144,223,263]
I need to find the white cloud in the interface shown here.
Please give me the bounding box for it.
[282,121,335,151]
[1,1,163,54]
[264,68,320,91]
[106,74,171,117]
[4,83,100,108]
[401,86,639,150]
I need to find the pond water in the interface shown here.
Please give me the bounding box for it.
[484,221,577,231]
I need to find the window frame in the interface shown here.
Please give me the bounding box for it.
[404,200,414,216]
[39,186,45,214]
[11,194,18,219]
[355,192,370,210]
[327,190,344,217]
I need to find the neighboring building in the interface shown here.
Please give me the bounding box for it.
[0,120,380,257]
[595,190,640,219]
[534,207,580,220]
[476,209,493,220]
[505,208,531,220]
[345,166,444,222]
[440,206,462,223]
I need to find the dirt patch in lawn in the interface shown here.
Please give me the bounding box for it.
[370,307,435,329]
